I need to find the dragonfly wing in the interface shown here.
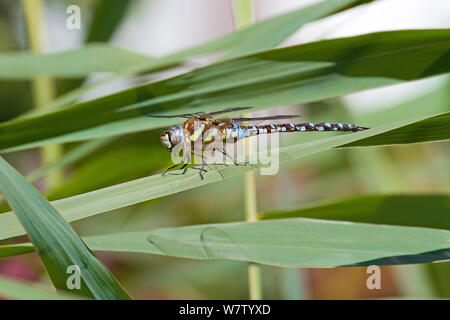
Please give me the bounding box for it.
[218,115,301,123]
[145,107,252,119]
[205,107,253,117]
[145,113,202,119]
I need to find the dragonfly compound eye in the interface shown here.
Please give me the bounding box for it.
[166,125,185,146]
[160,131,173,151]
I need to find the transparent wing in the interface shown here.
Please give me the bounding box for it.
[145,107,253,119]
[145,113,198,119]
[216,114,301,123]
[204,107,253,117]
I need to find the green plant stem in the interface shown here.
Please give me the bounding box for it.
[244,168,262,299]
[22,0,63,190]
[231,0,254,29]
[232,0,263,300]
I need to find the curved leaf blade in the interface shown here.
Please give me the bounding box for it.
[0,156,131,300]
[3,218,449,267]
[259,194,450,230]
[86,218,450,267]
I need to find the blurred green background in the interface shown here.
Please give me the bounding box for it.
[0,0,448,299]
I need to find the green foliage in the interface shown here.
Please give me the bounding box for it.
[2,218,448,267]
[0,0,448,299]
[260,194,450,230]
[1,29,449,152]
[0,156,131,299]
[0,44,154,79]
[0,275,79,300]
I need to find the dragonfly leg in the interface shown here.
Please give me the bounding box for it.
[192,151,208,179]
[162,151,191,176]
[198,160,208,180]
[179,162,189,174]
[212,147,252,167]
[162,161,184,176]
[203,147,235,166]
[189,166,208,173]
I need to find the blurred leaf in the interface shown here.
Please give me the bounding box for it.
[0,275,79,300]
[0,29,448,152]
[0,244,35,258]
[57,0,135,99]
[0,156,131,299]
[428,261,450,297]
[86,0,132,43]
[224,0,375,59]
[47,142,166,199]
[0,44,154,79]
[0,0,373,82]
[3,218,449,267]
[0,81,32,121]
[354,77,450,126]
[231,0,254,30]
[280,268,305,300]
[0,138,114,209]
[10,0,378,122]
[28,137,115,183]
[259,194,450,230]
[0,111,448,241]
[342,112,450,147]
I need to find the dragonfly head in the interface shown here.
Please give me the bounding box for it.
[160,125,186,151]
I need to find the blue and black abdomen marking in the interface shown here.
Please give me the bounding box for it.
[224,122,368,141]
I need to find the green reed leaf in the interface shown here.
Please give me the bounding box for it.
[0,275,80,300]
[0,111,448,242]
[0,156,131,299]
[2,218,449,267]
[259,194,450,230]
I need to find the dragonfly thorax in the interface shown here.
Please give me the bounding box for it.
[160,125,187,151]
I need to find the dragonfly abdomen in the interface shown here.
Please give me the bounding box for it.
[224,122,368,140]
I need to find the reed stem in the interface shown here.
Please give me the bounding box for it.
[22,0,63,190]
[232,0,263,300]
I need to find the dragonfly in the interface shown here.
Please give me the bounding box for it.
[147,107,369,179]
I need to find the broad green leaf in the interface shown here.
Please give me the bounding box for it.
[0,275,79,300]
[0,111,448,242]
[0,44,156,79]
[0,156,131,299]
[0,29,448,152]
[2,218,449,267]
[83,218,450,267]
[259,194,450,230]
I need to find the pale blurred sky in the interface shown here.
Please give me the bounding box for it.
[48,0,450,113]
